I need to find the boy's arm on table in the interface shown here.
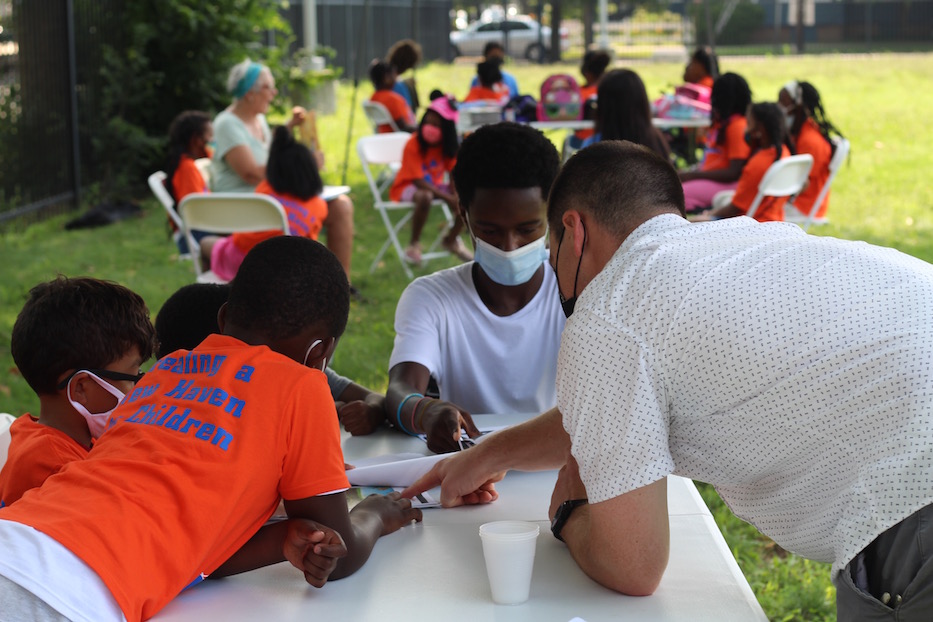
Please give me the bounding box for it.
[336,382,388,436]
[386,362,480,454]
[284,492,421,580]
[402,407,570,506]
[209,518,347,587]
[210,491,421,585]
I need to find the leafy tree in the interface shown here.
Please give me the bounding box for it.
[88,0,290,199]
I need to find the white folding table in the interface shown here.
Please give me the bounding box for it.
[155,414,767,621]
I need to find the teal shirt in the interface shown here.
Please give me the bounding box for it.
[209,110,270,193]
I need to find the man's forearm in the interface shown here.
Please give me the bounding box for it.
[479,407,569,473]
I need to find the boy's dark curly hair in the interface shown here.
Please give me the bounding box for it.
[12,277,156,395]
[226,237,349,341]
[452,122,560,212]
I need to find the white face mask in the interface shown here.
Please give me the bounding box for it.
[471,231,549,286]
[303,339,327,371]
[66,371,126,439]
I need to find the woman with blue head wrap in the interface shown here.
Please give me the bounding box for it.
[206,58,358,286]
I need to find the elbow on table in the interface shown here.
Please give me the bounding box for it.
[601,559,667,597]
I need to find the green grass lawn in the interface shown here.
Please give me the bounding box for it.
[2,52,932,621]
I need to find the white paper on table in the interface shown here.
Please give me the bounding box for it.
[346,453,450,487]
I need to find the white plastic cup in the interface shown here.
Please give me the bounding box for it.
[478,520,540,605]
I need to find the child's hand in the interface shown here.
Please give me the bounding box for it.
[420,400,482,454]
[337,399,387,436]
[287,106,307,129]
[282,519,348,587]
[355,491,423,535]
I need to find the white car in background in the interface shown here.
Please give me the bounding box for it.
[449,16,568,61]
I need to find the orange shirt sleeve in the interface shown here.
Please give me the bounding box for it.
[171,156,208,203]
[372,91,415,132]
[389,135,426,201]
[0,416,88,506]
[731,149,774,212]
[791,120,833,217]
[723,116,752,162]
[732,146,791,222]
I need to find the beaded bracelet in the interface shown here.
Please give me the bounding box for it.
[395,392,423,436]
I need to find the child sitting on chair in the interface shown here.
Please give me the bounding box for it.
[389,96,472,264]
[0,277,155,507]
[165,110,213,253]
[697,102,793,222]
[0,237,421,621]
[200,125,328,281]
[368,59,417,133]
[778,80,845,222]
[463,60,509,105]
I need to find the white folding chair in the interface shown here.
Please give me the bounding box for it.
[745,154,814,221]
[177,193,290,283]
[148,171,191,259]
[363,101,400,133]
[0,412,15,471]
[357,132,455,279]
[784,137,850,231]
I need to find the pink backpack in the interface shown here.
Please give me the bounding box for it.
[653,83,712,121]
[537,74,582,122]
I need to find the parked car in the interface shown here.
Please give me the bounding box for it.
[449,16,568,61]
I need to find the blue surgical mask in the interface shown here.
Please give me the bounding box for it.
[472,233,548,286]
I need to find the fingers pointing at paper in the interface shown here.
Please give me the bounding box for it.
[401,450,504,508]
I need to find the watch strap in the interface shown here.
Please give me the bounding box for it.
[551,498,588,542]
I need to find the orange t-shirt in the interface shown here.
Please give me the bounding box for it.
[370,89,415,133]
[0,335,348,621]
[700,114,751,172]
[170,154,208,204]
[731,145,792,222]
[232,179,329,253]
[790,118,833,219]
[697,76,714,89]
[574,83,599,141]
[0,415,89,507]
[389,133,457,202]
[464,85,508,104]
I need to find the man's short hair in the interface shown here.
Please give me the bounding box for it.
[547,141,685,238]
[11,277,156,395]
[155,283,231,359]
[453,122,560,212]
[226,237,349,341]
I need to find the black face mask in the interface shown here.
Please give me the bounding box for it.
[554,224,586,318]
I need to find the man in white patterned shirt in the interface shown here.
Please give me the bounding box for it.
[406,140,933,619]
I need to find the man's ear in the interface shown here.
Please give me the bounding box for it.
[561,210,586,257]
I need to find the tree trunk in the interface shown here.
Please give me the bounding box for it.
[550,0,563,62]
[583,0,595,50]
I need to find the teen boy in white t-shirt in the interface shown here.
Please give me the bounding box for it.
[386,123,565,453]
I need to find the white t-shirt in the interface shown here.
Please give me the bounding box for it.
[558,214,933,574]
[210,110,270,193]
[390,262,565,415]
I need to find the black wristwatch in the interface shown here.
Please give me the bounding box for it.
[550,498,588,542]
